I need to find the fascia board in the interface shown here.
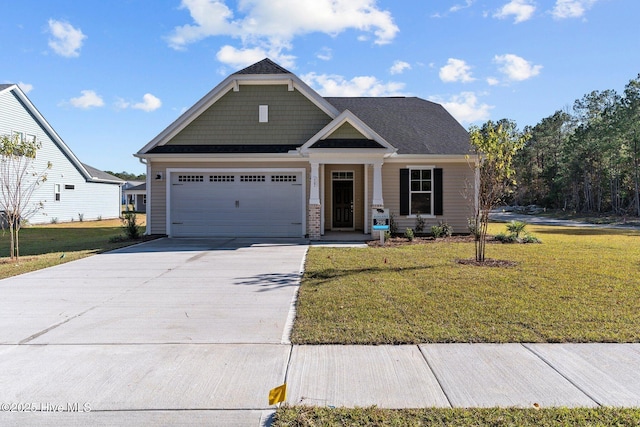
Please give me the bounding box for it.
[9,85,94,181]
[134,153,305,163]
[385,154,471,163]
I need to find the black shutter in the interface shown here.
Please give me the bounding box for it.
[400,169,409,215]
[434,168,443,216]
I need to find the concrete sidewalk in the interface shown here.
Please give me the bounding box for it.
[1,342,639,426]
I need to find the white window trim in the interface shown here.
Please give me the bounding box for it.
[259,105,268,123]
[408,166,435,218]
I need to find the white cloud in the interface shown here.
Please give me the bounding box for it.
[301,72,405,97]
[18,82,34,93]
[167,0,399,67]
[316,47,333,61]
[69,90,104,109]
[439,58,475,83]
[494,0,536,23]
[47,19,86,57]
[494,53,542,81]
[450,0,475,13]
[551,0,598,19]
[215,45,296,69]
[486,77,500,86]
[390,60,411,75]
[432,92,493,124]
[133,93,162,112]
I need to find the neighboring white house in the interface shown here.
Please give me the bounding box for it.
[123,182,146,212]
[0,84,123,224]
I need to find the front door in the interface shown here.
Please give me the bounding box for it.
[332,180,353,228]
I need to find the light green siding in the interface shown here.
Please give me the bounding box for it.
[326,122,366,139]
[168,85,332,146]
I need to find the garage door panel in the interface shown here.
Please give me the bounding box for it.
[169,172,304,237]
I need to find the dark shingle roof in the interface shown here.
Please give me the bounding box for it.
[233,58,292,75]
[0,84,13,91]
[325,97,470,155]
[82,164,123,182]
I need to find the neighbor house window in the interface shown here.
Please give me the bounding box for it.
[65,184,75,190]
[54,184,61,201]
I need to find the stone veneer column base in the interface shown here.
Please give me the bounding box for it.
[308,204,321,240]
[370,204,385,239]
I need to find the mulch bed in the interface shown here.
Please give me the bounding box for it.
[367,234,480,247]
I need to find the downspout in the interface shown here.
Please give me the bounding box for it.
[139,157,150,235]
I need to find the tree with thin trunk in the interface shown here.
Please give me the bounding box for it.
[0,134,51,261]
[469,120,529,262]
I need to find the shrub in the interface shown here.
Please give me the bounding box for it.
[389,212,398,235]
[50,217,59,224]
[468,218,480,241]
[414,214,425,233]
[506,220,527,238]
[122,211,142,240]
[404,228,414,241]
[495,232,518,243]
[78,213,84,222]
[432,221,453,238]
[522,233,541,244]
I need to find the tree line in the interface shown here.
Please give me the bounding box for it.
[511,74,640,217]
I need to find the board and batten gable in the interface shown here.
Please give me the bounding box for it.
[166,85,333,147]
[0,86,121,224]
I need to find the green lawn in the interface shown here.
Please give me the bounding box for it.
[0,216,147,279]
[292,223,640,344]
[273,406,640,427]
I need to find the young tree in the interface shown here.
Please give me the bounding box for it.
[469,120,529,262]
[0,134,51,260]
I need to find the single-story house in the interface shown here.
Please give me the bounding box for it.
[123,182,147,212]
[0,84,123,224]
[135,59,474,239]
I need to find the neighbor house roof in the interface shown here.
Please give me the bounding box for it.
[82,164,124,183]
[2,84,124,184]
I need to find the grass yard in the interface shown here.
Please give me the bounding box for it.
[292,223,640,344]
[273,406,640,427]
[0,215,147,279]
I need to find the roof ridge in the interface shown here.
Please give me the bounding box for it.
[233,58,292,75]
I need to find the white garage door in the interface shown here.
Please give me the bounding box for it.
[169,171,304,237]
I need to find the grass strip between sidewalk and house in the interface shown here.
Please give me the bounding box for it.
[292,223,640,344]
[0,216,148,279]
[273,406,640,427]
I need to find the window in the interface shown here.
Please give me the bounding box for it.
[332,171,354,180]
[410,169,432,215]
[271,175,297,182]
[400,168,443,216]
[259,105,268,123]
[210,175,235,182]
[54,184,61,202]
[65,184,75,190]
[178,175,203,182]
[240,175,265,182]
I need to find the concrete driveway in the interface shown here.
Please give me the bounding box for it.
[0,238,308,426]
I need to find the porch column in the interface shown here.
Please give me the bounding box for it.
[308,161,321,240]
[371,161,384,238]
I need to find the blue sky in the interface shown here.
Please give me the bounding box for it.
[1,0,638,174]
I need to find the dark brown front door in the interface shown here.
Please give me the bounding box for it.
[332,180,353,228]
